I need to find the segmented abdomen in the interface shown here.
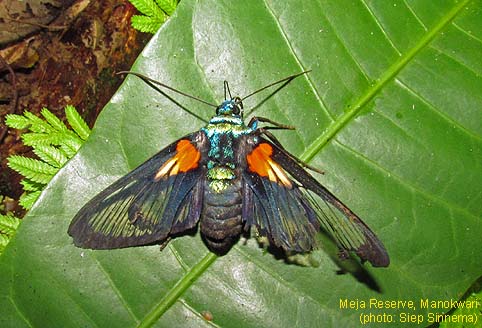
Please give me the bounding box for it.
[200,178,243,254]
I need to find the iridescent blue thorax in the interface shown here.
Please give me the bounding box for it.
[201,99,254,192]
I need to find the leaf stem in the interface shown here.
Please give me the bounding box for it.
[137,251,218,328]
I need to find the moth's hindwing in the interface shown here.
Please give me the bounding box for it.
[243,138,389,267]
[68,132,206,249]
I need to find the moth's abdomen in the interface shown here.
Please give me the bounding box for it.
[201,175,243,254]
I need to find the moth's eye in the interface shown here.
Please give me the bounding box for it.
[234,97,243,112]
[232,105,240,115]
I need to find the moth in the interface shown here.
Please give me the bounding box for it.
[68,71,389,267]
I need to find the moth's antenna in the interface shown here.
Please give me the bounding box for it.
[117,71,209,123]
[224,81,232,100]
[242,70,310,115]
[117,71,218,108]
[242,70,311,101]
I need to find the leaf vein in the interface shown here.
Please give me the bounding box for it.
[335,141,480,221]
[452,22,482,44]
[118,112,133,170]
[91,255,140,323]
[300,0,473,163]
[168,243,190,272]
[262,0,333,123]
[403,0,428,31]
[6,295,34,328]
[395,79,482,142]
[361,0,402,55]
[429,40,482,77]
[312,1,372,84]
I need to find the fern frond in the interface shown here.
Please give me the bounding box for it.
[66,129,84,145]
[59,144,77,159]
[20,179,44,192]
[19,191,42,210]
[65,105,90,141]
[23,111,55,133]
[33,144,69,168]
[130,0,164,17]
[60,134,83,154]
[7,105,90,211]
[128,0,176,33]
[5,114,31,129]
[0,213,20,235]
[0,213,21,254]
[131,15,165,34]
[7,156,57,184]
[21,131,65,147]
[155,0,177,15]
[41,108,68,132]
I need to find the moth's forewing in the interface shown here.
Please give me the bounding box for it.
[68,132,206,249]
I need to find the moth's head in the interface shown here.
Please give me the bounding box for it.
[216,97,243,118]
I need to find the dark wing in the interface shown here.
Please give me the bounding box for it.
[68,132,206,249]
[243,138,389,267]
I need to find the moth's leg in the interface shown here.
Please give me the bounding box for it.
[248,116,295,131]
[159,237,172,251]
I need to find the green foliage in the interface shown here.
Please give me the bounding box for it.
[1,105,90,253]
[0,213,21,255]
[5,105,91,210]
[129,0,178,33]
[65,104,90,141]
[0,1,481,327]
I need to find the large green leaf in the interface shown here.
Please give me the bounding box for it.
[1,0,481,327]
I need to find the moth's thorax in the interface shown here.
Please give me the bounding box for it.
[201,113,253,193]
[206,115,245,129]
[202,113,253,160]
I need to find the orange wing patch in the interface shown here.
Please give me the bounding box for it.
[154,140,201,181]
[247,143,292,188]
